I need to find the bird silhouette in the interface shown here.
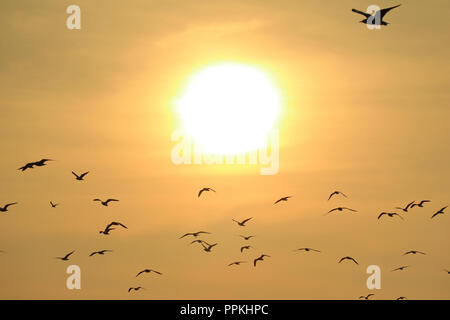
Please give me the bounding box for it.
[239,235,255,240]
[179,231,211,239]
[93,198,119,206]
[128,287,145,293]
[89,250,113,257]
[431,206,447,219]
[328,191,347,201]
[396,297,407,300]
[198,187,216,198]
[0,202,18,212]
[274,196,292,205]
[201,242,218,252]
[352,4,401,26]
[294,248,321,253]
[253,254,270,267]
[327,207,357,214]
[378,212,404,220]
[410,200,431,208]
[49,201,58,208]
[190,239,207,245]
[72,171,89,181]
[136,269,163,277]
[18,159,53,171]
[228,261,247,266]
[395,201,415,212]
[392,266,409,272]
[240,245,253,253]
[55,251,75,261]
[232,217,253,226]
[338,256,359,265]
[99,222,127,234]
[403,250,426,256]
[359,294,374,300]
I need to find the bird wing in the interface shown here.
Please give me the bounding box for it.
[80,171,89,178]
[4,203,18,209]
[328,208,339,213]
[71,171,80,178]
[344,207,357,212]
[89,252,98,256]
[350,258,359,265]
[64,251,75,259]
[198,189,206,197]
[405,201,415,210]
[242,217,253,224]
[377,213,386,219]
[328,192,337,200]
[379,4,401,19]
[106,199,119,204]
[351,8,372,18]
[273,198,282,204]
[152,270,162,275]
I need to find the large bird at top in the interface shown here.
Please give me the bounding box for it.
[352,4,401,26]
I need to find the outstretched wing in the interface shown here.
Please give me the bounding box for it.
[351,8,371,18]
[80,171,89,178]
[242,217,253,224]
[379,4,401,19]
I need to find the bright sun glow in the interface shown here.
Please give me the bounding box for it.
[176,63,281,154]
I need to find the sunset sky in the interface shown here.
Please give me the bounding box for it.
[0,0,449,299]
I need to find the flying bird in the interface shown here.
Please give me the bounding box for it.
[128,287,145,293]
[274,196,292,205]
[239,235,255,240]
[253,254,270,267]
[198,187,216,198]
[395,201,415,212]
[352,4,401,26]
[392,266,409,272]
[55,251,75,261]
[327,207,358,214]
[93,198,119,206]
[403,250,426,256]
[89,250,113,257]
[378,212,404,220]
[179,231,211,239]
[240,245,253,253]
[228,261,247,266]
[396,297,407,300]
[410,200,431,208]
[431,206,447,219]
[338,256,359,265]
[18,159,53,171]
[232,217,253,226]
[190,239,207,245]
[294,248,321,253]
[201,242,218,252]
[328,191,347,201]
[359,294,374,300]
[72,171,89,181]
[0,202,18,212]
[136,269,163,277]
[50,201,59,208]
[99,221,127,234]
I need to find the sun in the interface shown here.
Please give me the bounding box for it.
[176,63,281,154]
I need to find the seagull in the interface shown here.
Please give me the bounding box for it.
[253,254,270,267]
[395,201,415,212]
[50,201,59,208]
[99,222,127,234]
[72,171,89,181]
[0,202,18,212]
[396,297,408,300]
[392,266,409,272]
[198,187,216,198]
[294,248,321,253]
[410,200,431,208]
[55,251,75,261]
[431,206,447,219]
[274,196,292,205]
[240,245,253,253]
[378,212,404,220]
[403,250,426,256]
[179,231,211,239]
[359,294,374,300]
[239,235,255,240]
[338,256,359,265]
[128,287,145,293]
[327,207,358,214]
[89,250,113,257]
[232,217,253,226]
[228,261,247,266]
[18,159,53,171]
[352,4,401,26]
[93,198,119,206]
[136,269,163,277]
[201,242,218,252]
[328,191,347,201]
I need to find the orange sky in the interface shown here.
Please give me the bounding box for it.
[0,0,449,299]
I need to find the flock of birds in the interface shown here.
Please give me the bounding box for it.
[1,158,449,298]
